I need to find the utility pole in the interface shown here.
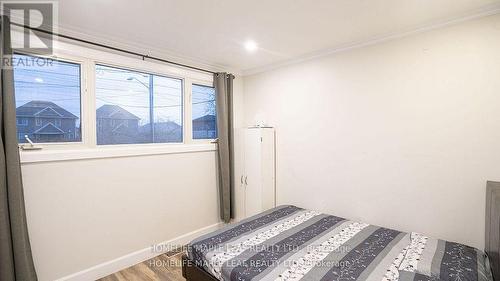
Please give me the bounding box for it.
[149,75,154,142]
[127,76,155,142]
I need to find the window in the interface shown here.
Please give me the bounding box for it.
[12,45,216,161]
[16,118,28,126]
[192,84,217,139]
[95,65,183,145]
[13,54,82,144]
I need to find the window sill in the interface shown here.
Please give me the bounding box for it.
[19,143,217,164]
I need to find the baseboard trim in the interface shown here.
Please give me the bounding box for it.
[54,222,224,281]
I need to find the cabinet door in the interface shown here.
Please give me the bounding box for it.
[261,129,276,210]
[244,129,263,217]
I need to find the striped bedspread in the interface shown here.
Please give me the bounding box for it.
[188,205,493,281]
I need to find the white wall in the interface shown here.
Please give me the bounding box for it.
[22,151,218,280]
[243,14,500,250]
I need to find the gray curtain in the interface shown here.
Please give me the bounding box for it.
[0,16,38,281]
[214,73,234,223]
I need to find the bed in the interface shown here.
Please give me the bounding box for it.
[182,182,499,281]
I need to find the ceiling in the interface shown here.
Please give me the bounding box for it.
[56,0,500,74]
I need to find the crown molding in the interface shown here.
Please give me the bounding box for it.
[242,4,500,76]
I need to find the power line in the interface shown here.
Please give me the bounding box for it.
[95,97,214,108]
[14,67,80,77]
[15,79,183,92]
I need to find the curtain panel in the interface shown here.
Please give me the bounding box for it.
[0,16,38,281]
[214,73,234,223]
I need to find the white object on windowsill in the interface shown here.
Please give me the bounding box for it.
[20,135,42,151]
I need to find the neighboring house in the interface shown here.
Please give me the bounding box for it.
[96,104,141,145]
[16,100,79,143]
[139,121,182,143]
[193,114,217,139]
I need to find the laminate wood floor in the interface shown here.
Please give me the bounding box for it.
[98,251,185,281]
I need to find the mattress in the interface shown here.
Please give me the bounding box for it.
[188,205,493,281]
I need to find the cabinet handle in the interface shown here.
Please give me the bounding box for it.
[245,176,248,185]
[240,175,244,185]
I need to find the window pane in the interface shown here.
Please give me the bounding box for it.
[192,84,216,139]
[13,54,81,143]
[153,76,183,143]
[96,65,149,145]
[95,65,183,145]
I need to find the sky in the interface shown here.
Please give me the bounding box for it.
[13,54,216,128]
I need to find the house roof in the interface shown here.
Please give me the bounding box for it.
[192,115,216,132]
[16,100,78,119]
[96,105,140,120]
[193,114,216,123]
[33,123,65,135]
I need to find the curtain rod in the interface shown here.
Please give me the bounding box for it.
[10,22,221,75]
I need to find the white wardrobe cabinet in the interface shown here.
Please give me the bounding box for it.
[241,127,276,218]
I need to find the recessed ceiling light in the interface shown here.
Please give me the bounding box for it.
[34,77,44,83]
[244,40,258,52]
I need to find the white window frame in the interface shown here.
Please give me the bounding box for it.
[14,52,88,149]
[17,36,217,163]
[94,62,185,146]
